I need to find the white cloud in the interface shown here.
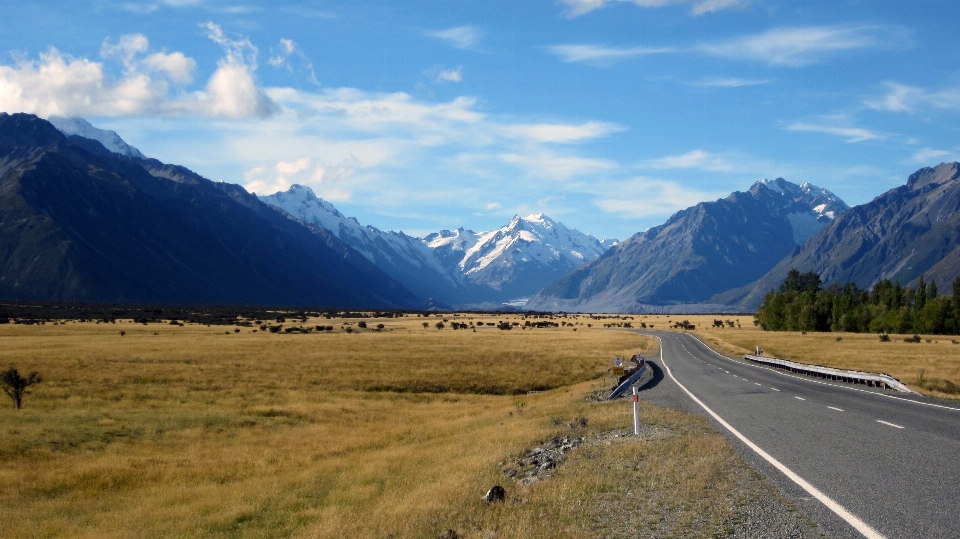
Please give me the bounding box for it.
[865,82,960,114]
[688,76,772,87]
[0,27,275,119]
[909,147,959,164]
[786,122,884,143]
[595,177,724,218]
[244,156,357,201]
[501,121,625,143]
[701,25,891,66]
[485,202,501,211]
[558,0,748,18]
[434,66,463,83]
[143,52,196,84]
[201,21,259,68]
[498,151,615,179]
[544,44,673,66]
[428,25,482,50]
[647,149,731,171]
[268,38,320,87]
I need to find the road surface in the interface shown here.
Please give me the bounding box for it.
[637,330,960,539]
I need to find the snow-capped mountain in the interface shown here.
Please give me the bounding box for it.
[259,185,616,306]
[48,117,146,159]
[449,213,616,294]
[258,185,465,304]
[751,178,849,244]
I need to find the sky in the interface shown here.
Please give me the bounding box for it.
[2,1,960,241]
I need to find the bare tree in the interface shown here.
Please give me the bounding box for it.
[2,367,42,410]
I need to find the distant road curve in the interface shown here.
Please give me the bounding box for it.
[638,330,960,539]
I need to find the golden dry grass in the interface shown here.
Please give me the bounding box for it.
[632,313,960,399]
[0,314,770,538]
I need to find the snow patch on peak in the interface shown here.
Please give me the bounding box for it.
[48,117,146,159]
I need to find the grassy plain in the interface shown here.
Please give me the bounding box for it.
[634,314,960,398]
[0,314,781,538]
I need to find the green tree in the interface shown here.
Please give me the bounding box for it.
[1,367,42,410]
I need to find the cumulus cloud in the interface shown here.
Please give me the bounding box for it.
[244,155,357,201]
[544,44,673,66]
[558,0,749,18]
[701,25,893,67]
[0,26,275,119]
[428,25,482,50]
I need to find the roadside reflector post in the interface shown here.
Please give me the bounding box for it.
[632,387,640,435]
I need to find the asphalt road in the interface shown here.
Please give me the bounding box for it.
[636,330,960,539]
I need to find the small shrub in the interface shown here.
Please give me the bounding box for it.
[2,367,42,409]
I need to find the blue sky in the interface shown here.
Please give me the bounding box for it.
[2,1,959,240]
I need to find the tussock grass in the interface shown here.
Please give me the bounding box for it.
[635,314,960,399]
[0,315,769,537]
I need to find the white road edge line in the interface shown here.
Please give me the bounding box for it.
[876,420,904,429]
[828,406,844,412]
[678,333,960,413]
[656,336,886,539]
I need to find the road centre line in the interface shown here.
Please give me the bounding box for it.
[675,333,960,413]
[755,383,762,386]
[656,336,886,539]
[876,420,904,429]
[828,406,845,412]
[772,388,780,391]
[796,396,806,401]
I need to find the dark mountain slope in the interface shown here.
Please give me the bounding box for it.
[718,163,960,310]
[0,113,417,307]
[527,179,847,313]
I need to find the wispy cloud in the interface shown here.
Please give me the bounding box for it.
[594,177,725,218]
[434,66,463,83]
[646,149,731,171]
[501,121,625,143]
[544,44,673,66]
[688,76,772,87]
[558,0,749,18]
[268,38,320,87]
[428,25,482,50]
[786,122,884,143]
[909,147,960,164]
[498,151,616,179]
[865,82,960,114]
[701,25,896,66]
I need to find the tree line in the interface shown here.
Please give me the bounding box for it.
[756,269,960,334]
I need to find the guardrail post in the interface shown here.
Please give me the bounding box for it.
[632,387,640,435]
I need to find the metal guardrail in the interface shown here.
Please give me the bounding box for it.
[608,358,648,400]
[743,354,916,394]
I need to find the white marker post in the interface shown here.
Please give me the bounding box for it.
[632,387,640,435]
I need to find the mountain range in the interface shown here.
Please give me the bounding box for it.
[526,178,849,313]
[0,113,415,307]
[259,185,615,307]
[716,162,960,311]
[3,113,959,314]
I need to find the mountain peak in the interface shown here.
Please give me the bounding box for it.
[47,116,146,159]
[0,112,66,148]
